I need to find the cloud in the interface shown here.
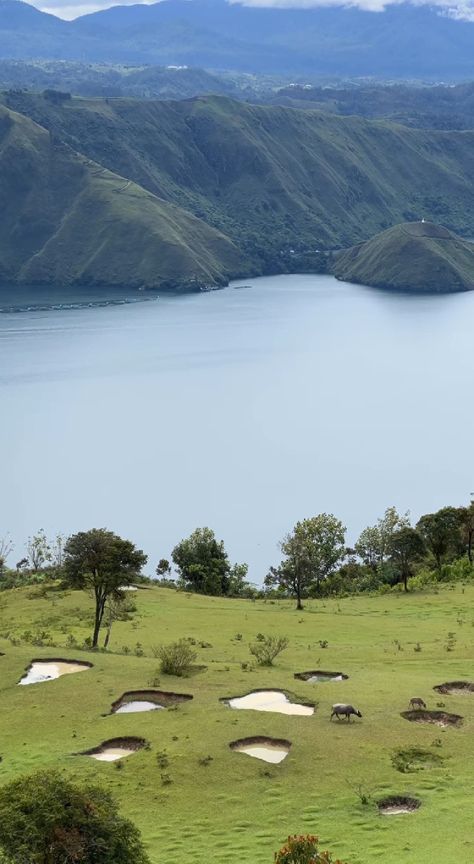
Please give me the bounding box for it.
[32,0,474,21]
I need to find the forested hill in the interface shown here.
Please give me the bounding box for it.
[332,222,474,293]
[2,0,474,79]
[0,103,243,291]
[5,91,474,261]
[3,92,474,291]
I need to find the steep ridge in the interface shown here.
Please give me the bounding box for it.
[4,92,474,273]
[332,222,474,292]
[0,104,243,290]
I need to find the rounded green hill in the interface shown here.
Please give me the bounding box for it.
[332,221,474,293]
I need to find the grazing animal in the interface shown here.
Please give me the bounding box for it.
[409,697,426,710]
[330,703,362,722]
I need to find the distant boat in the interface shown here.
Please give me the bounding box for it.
[233,284,251,290]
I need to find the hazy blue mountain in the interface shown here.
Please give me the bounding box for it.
[1,0,474,79]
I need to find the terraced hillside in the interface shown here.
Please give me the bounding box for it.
[1,583,474,864]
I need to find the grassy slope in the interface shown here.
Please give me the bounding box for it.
[1,584,474,864]
[332,222,474,292]
[0,104,243,290]
[5,92,474,263]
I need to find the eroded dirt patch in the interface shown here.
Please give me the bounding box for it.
[80,737,147,762]
[401,709,462,728]
[111,690,193,714]
[434,681,474,696]
[294,670,348,683]
[229,736,291,764]
[378,795,421,815]
[19,658,93,685]
[221,689,314,716]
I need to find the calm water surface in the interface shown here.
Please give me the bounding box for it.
[1,274,473,581]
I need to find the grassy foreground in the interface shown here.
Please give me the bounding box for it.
[1,584,474,863]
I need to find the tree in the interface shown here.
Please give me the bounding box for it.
[63,529,147,648]
[156,558,171,578]
[171,527,248,596]
[457,503,474,564]
[266,514,346,609]
[103,593,136,650]
[355,507,410,572]
[388,527,425,591]
[0,534,13,575]
[416,507,463,572]
[27,529,51,571]
[0,770,150,864]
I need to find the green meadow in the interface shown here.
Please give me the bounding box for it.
[1,583,474,863]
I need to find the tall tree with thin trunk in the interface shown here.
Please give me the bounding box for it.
[416,507,463,572]
[63,529,146,648]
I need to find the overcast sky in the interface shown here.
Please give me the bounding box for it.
[33,0,474,21]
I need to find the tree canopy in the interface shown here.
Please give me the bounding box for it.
[266,514,346,608]
[171,527,249,596]
[63,528,147,647]
[0,770,150,864]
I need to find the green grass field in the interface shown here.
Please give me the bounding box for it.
[1,583,474,863]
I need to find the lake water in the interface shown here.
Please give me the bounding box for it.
[1,274,473,583]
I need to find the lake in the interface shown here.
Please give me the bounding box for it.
[1,274,473,582]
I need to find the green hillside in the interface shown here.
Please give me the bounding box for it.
[332,222,474,293]
[5,91,474,273]
[1,583,474,864]
[0,104,243,291]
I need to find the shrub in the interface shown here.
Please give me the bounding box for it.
[0,769,150,864]
[274,834,344,864]
[249,635,289,666]
[157,639,197,676]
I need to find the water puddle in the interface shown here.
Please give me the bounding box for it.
[81,737,147,762]
[19,659,92,685]
[224,690,313,716]
[294,670,348,683]
[115,700,164,714]
[230,736,291,764]
[111,689,193,714]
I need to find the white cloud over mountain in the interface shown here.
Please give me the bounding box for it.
[34,0,474,21]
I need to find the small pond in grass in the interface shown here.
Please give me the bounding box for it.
[225,690,313,716]
[230,737,291,764]
[19,660,91,685]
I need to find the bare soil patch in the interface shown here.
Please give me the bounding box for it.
[378,795,421,815]
[401,709,462,727]
[434,681,474,696]
[294,670,348,683]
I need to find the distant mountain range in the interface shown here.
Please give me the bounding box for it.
[1,0,474,79]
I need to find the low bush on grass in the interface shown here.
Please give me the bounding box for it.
[250,635,289,666]
[274,834,345,863]
[155,639,197,676]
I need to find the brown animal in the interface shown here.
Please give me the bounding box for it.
[409,697,426,710]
